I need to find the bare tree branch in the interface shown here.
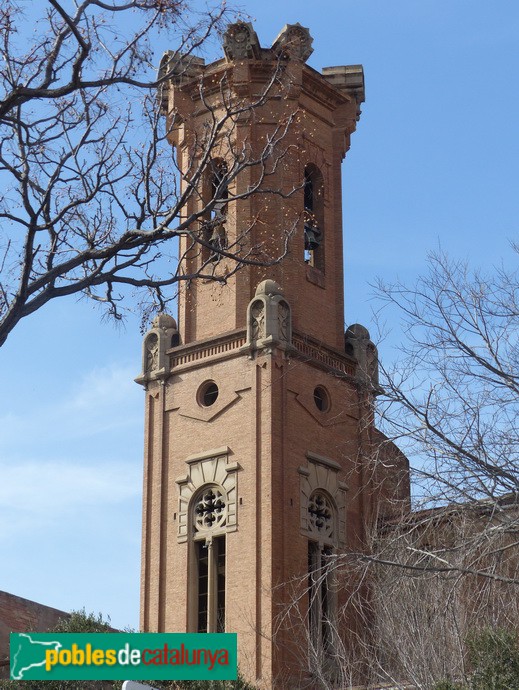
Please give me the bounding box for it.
[0,1,302,346]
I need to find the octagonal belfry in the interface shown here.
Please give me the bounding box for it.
[137,22,409,690]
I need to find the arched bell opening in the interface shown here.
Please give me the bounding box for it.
[303,164,325,272]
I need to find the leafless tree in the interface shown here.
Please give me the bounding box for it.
[279,513,519,689]
[278,251,519,688]
[357,506,519,689]
[369,250,519,570]
[348,249,519,687]
[375,249,519,507]
[0,0,298,347]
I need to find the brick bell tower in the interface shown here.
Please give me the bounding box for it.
[136,22,407,689]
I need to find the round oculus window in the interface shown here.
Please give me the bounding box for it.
[198,381,219,407]
[313,386,330,413]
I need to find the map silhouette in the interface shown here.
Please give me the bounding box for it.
[11,633,62,680]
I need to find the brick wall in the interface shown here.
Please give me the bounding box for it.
[0,590,69,678]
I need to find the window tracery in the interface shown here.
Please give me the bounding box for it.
[299,453,346,547]
[194,486,227,533]
[177,452,239,635]
[190,484,228,634]
[307,491,337,658]
[308,491,334,541]
[175,449,238,543]
[300,455,346,660]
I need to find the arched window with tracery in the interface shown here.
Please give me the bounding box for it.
[202,159,228,263]
[307,490,337,655]
[303,164,325,271]
[191,484,227,633]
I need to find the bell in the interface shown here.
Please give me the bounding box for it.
[208,225,227,262]
[304,223,321,251]
[210,227,224,247]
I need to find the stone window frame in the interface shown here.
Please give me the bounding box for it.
[300,452,347,664]
[299,451,347,548]
[176,447,240,633]
[192,484,228,536]
[175,446,240,543]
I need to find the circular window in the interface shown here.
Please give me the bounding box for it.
[313,386,330,412]
[198,381,219,407]
[308,491,334,539]
[194,486,227,532]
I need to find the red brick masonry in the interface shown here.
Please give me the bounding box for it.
[0,590,69,678]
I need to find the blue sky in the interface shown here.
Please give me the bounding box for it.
[0,0,517,630]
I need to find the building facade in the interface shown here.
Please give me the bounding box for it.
[136,23,408,689]
[0,591,69,679]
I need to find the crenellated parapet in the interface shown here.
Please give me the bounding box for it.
[158,22,364,155]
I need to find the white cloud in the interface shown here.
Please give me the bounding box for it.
[70,363,140,411]
[0,459,140,513]
[0,362,143,458]
[0,451,139,516]
[0,360,144,544]
[0,456,141,547]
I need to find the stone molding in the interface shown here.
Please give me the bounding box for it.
[344,323,381,392]
[168,330,246,372]
[244,280,293,354]
[272,23,314,62]
[153,326,358,380]
[135,313,179,386]
[299,455,347,547]
[321,65,365,107]
[176,452,240,542]
[223,22,261,61]
[292,333,356,378]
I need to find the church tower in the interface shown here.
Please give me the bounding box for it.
[136,23,406,689]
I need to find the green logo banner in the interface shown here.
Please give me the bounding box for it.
[10,632,237,681]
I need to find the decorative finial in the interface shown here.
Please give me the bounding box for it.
[272,23,314,62]
[223,22,261,61]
